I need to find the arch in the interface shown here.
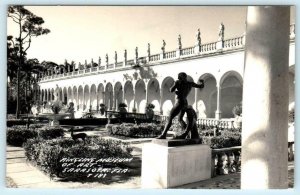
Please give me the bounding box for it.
[147,78,161,113]
[105,83,113,110]
[97,83,105,106]
[197,73,217,118]
[51,88,54,101]
[41,89,45,102]
[72,86,78,110]
[220,71,243,118]
[67,87,72,104]
[78,85,84,110]
[124,81,134,112]
[186,75,195,108]
[114,82,123,110]
[90,84,97,110]
[63,87,67,105]
[135,80,146,113]
[84,85,90,111]
[161,77,175,115]
[59,87,63,101]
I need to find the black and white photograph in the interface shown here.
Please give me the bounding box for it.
[5,5,295,190]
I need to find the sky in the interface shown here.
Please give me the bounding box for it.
[7,6,295,65]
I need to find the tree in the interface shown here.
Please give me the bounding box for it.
[7,6,50,118]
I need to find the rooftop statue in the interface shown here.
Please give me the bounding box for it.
[218,22,225,41]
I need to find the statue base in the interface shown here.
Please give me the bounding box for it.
[152,138,202,147]
[141,142,211,188]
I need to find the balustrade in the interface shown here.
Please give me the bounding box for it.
[39,24,295,82]
[149,54,160,62]
[181,47,194,56]
[224,36,244,48]
[165,50,176,59]
[200,42,217,52]
[211,146,241,177]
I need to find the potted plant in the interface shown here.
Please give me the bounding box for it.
[118,103,128,118]
[145,103,155,121]
[99,103,106,115]
[232,102,242,129]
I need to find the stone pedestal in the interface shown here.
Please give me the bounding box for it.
[141,141,211,188]
[216,40,224,50]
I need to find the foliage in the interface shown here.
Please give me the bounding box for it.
[118,103,127,108]
[7,6,50,117]
[6,126,64,146]
[23,136,133,179]
[108,123,163,138]
[38,127,64,139]
[50,101,62,114]
[232,103,242,117]
[7,126,38,146]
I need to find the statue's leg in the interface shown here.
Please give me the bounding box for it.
[191,121,200,139]
[156,102,182,139]
[178,109,187,130]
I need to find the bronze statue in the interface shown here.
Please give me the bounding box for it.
[173,105,200,139]
[157,72,204,139]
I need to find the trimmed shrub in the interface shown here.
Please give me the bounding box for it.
[23,136,133,179]
[7,126,65,146]
[108,123,163,138]
[7,126,38,146]
[38,127,64,140]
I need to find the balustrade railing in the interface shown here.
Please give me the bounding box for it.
[40,24,295,82]
[197,118,239,130]
[165,50,176,59]
[126,59,135,66]
[211,146,241,177]
[116,62,123,68]
[200,42,217,52]
[181,46,195,56]
[105,110,161,122]
[224,36,244,48]
[107,64,114,69]
[149,54,160,62]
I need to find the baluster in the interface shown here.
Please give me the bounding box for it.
[212,154,218,177]
[235,151,242,172]
[217,152,229,175]
[228,152,236,173]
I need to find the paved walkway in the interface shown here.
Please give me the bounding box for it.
[6,144,294,189]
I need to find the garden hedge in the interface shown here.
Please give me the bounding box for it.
[23,136,133,180]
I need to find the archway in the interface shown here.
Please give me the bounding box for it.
[105,83,113,110]
[197,73,217,118]
[147,78,161,113]
[161,77,175,115]
[114,82,123,110]
[84,85,90,111]
[135,80,146,113]
[63,87,67,105]
[124,81,134,112]
[90,84,97,110]
[78,86,84,110]
[97,84,105,106]
[72,86,78,110]
[220,71,243,118]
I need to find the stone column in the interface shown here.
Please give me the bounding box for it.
[215,84,222,120]
[241,6,290,189]
[194,88,198,113]
[133,89,136,113]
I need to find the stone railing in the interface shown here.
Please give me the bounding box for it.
[181,46,195,56]
[91,67,98,72]
[211,146,241,177]
[126,59,135,66]
[115,62,123,68]
[39,24,295,82]
[224,36,244,48]
[165,50,177,59]
[149,54,160,62]
[197,118,240,130]
[201,42,217,52]
[107,64,114,69]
